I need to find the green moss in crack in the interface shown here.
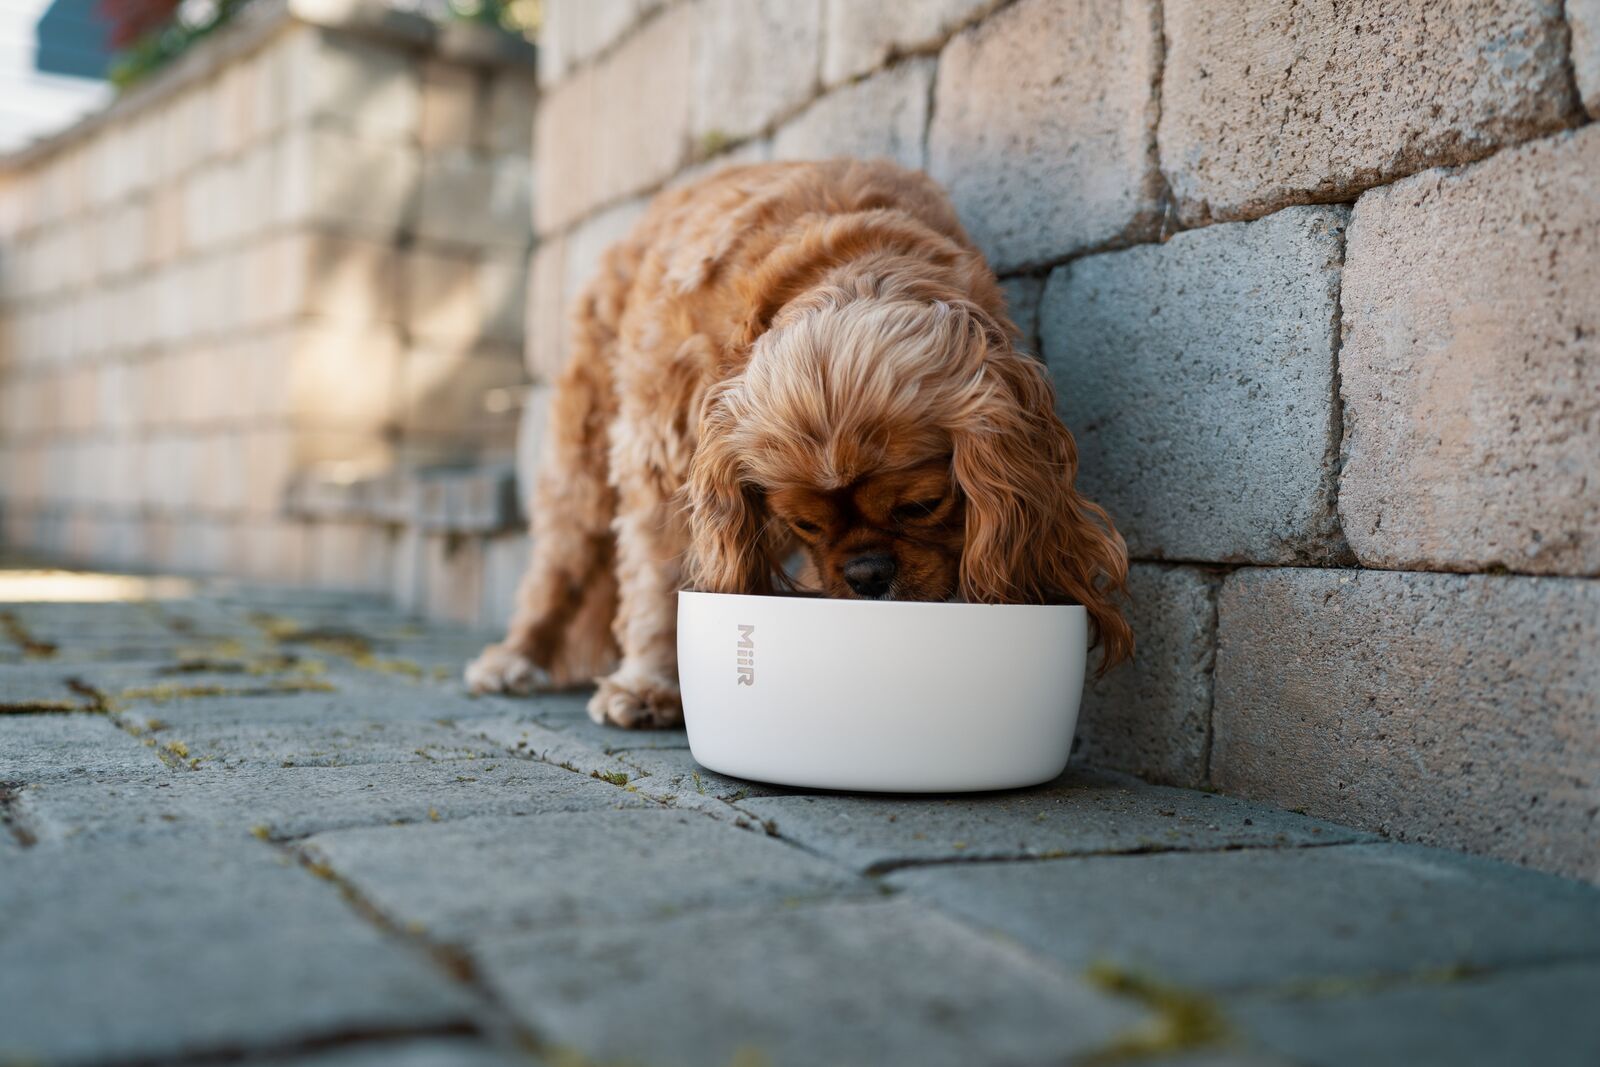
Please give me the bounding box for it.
[591,769,630,787]
[1080,962,1231,1063]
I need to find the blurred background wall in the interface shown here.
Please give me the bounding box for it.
[0,0,1597,883]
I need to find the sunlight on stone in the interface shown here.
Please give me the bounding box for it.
[0,570,197,603]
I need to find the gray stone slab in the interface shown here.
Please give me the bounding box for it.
[889,843,1600,992]
[736,769,1375,873]
[19,757,650,844]
[613,745,793,805]
[303,809,867,942]
[492,689,693,751]
[0,662,106,709]
[107,679,494,729]
[479,898,1148,1067]
[163,719,506,770]
[250,1040,537,1067]
[0,712,170,783]
[456,715,643,784]
[0,839,480,1066]
[1233,959,1600,1067]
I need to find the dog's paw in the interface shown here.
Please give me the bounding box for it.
[588,669,683,729]
[464,643,549,695]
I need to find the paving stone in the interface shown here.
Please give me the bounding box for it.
[0,840,479,1066]
[890,842,1600,992]
[19,756,647,844]
[928,0,1162,270]
[249,1040,536,1067]
[997,274,1043,357]
[499,689,692,751]
[1041,205,1348,564]
[0,712,168,783]
[1212,567,1600,884]
[612,745,793,806]
[691,0,823,143]
[478,898,1148,1067]
[1339,126,1600,576]
[457,714,645,782]
[304,809,864,942]
[772,58,934,172]
[1233,959,1600,1067]
[821,0,999,86]
[1074,564,1218,788]
[735,768,1374,873]
[1158,0,1581,225]
[1574,1,1600,118]
[0,661,105,709]
[163,719,506,771]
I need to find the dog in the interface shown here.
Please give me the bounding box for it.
[466,159,1131,727]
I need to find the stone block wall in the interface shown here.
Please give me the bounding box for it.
[528,0,1598,881]
[0,0,536,618]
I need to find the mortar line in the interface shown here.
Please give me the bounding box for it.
[862,834,1368,879]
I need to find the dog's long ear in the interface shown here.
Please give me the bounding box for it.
[949,312,1133,671]
[688,382,786,594]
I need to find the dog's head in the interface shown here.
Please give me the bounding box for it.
[689,281,1133,668]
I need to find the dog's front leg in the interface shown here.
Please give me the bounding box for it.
[587,469,688,728]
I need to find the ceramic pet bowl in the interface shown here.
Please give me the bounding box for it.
[677,591,1086,793]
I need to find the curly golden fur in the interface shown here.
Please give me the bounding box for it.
[466,160,1131,727]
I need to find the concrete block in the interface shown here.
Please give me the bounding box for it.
[772,57,934,171]
[523,235,566,381]
[484,68,536,156]
[1041,205,1349,564]
[889,842,1600,991]
[1340,126,1600,576]
[1574,1,1600,118]
[272,124,420,239]
[928,0,1163,270]
[1075,565,1219,787]
[20,754,649,845]
[406,246,526,345]
[416,150,532,248]
[0,840,477,1066]
[560,194,648,317]
[1159,0,1582,225]
[538,0,660,87]
[1235,958,1600,1067]
[418,59,481,152]
[479,898,1144,1066]
[286,323,404,430]
[822,0,999,86]
[244,231,400,329]
[735,768,1370,874]
[534,2,692,233]
[1212,567,1600,883]
[279,26,421,141]
[691,0,823,143]
[997,274,1043,356]
[170,717,499,771]
[302,808,865,942]
[479,531,530,629]
[401,342,526,445]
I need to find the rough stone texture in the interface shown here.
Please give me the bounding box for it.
[0,713,168,783]
[18,757,647,843]
[523,235,566,382]
[1158,0,1583,225]
[891,843,1600,991]
[821,0,999,86]
[772,58,933,172]
[458,713,647,783]
[163,719,505,770]
[1339,127,1600,576]
[610,745,793,806]
[1234,960,1600,1067]
[303,809,866,942]
[534,2,691,233]
[691,0,823,144]
[478,899,1147,1067]
[248,1040,534,1067]
[1042,206,1349,564]
[1212,568,1600,883]
[1074,564,1218,787]
[928,0,1162,270]
[1574,1,1600,118]
[735,768,1374,873]
[997,274,1043,356]
[0,840,478,1066]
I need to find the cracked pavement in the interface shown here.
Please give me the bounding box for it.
[2,570,1599,1067]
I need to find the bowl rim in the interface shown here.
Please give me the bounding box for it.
[678,590,1087,614]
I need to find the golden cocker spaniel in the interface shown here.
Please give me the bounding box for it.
[466,160,1131,727]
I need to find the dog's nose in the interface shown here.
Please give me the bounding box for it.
[843,554,897,598]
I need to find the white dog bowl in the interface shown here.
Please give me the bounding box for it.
[677,591,1086,793]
